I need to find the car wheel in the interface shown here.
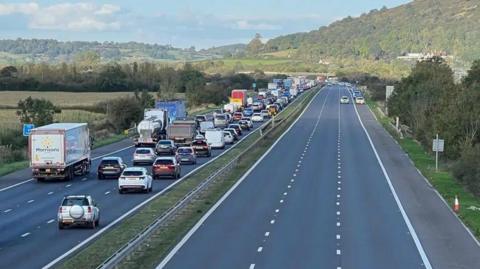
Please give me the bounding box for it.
[149,185,153,192]
[119,189,124,194]
[98,174,104,180]
[95,218,99,227]
[90,220,96,229]
[58,222,64,230]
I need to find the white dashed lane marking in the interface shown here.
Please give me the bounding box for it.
[265,232,270,237]
[105,191,111,195]
[4,209,12,213]
[249,264,255,269]
[257,247,263,253]
[65,184,72,188]
[270,219,275,224]
[47,219,55,224]
[27,199,34,203]
[47,191,54,195]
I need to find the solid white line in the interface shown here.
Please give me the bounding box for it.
[156,88,324,269]
[47,219,55,224]
[350,92,432,269]
[21,232,30,237]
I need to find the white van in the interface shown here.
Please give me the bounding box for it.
[205,129,225,149]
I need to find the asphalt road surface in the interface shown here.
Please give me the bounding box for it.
[160,85,480,269]
[0,111,268,269]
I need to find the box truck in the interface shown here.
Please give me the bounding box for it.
[230,89,248,108]
[155,100,186,123]
[29,123,91,181]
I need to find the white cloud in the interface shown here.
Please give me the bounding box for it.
[0,2,121,31]
[235,20,281,30]
[0,2,39,15]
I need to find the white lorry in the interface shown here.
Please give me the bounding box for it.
[135,109,168,147]
[29,123,91,181]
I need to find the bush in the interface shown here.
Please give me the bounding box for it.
[453,145,480,195]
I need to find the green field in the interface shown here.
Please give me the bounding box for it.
[0,91,135,108]
[0,108,105,132]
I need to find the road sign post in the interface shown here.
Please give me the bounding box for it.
[432,134,444,172]
[385,86,394,115]
[23,124,35,137]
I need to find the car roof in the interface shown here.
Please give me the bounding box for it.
[101,157,121,161]
[155,156,176,161]
[178,146,193,149]
[65,195,89,199]
[136,147,153,151]
[158,139,173,142]
[124,167,147,172]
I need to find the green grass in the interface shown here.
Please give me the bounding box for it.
[367,99,480,238]
[0,160,29,177]
[92,134,129,149]
[58,87,318,269]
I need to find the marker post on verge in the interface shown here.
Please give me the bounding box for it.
[432,134,444,172]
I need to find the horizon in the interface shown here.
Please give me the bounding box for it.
[0,0,411,49]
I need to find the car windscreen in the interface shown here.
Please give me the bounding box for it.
[155,159,174,165]
[158,141,172,145]
[215,115,226,120]
[63,197,89,206]
[100,159,119,166]
[122,170,144,176]
[136,149,151,154]
[178,148,192,154]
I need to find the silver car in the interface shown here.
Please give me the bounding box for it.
[57,195,100,229]
[133,148,156,165]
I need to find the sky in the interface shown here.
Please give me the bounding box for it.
[0,0,411,49]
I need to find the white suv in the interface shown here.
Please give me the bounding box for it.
[118,167,153,194]
[57,195,100,229]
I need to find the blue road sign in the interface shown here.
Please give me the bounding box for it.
[23,124,35,136]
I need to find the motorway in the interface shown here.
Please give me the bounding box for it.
[0,110,269,269]
[160,85,480,269]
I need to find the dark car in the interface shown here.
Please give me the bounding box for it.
[176,147,197,164]
[98,157,126,179]
[238,120,250,130]
[191,139,212,157]
[228,124,242,136]
[155,140,176,155]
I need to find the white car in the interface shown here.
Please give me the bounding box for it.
[260,110,270,119]
[57,195,100,229]
[118,167,153,194]
[223,131,234,144]
[241,117,254,128]
[133,148,156,165]
[340,96,349,104]
[251,113,264,122]
[355,96,365,104]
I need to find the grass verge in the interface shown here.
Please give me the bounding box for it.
[58,88,318,269]
[0,160,29,177]
[367,100,480,238]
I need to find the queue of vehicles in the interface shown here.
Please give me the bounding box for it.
[29,77,317,229]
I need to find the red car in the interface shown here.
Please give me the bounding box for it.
[233,112,243,121]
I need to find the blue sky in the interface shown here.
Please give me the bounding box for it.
[0,1,411,48]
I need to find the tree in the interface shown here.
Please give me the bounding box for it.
[0,66,18,77]
[246,33,264,55]
[157,67,179,100]
[16,97,58,126]
[134,89,154,109]
[106,97,143,132]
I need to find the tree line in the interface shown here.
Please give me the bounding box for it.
[388,57,480,194]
